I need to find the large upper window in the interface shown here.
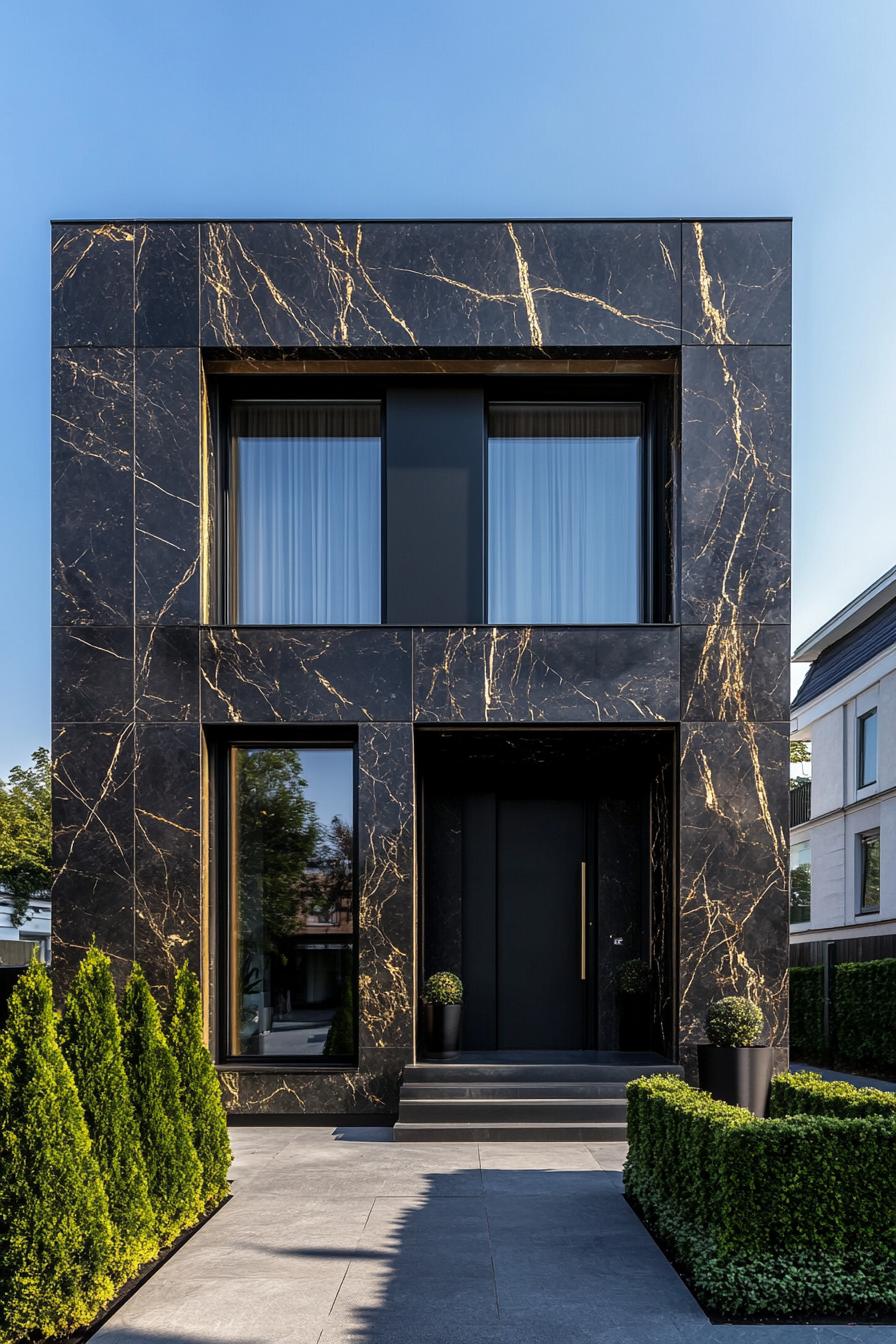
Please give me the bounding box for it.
[487,403,643,624]
[229,402,381,624]
[217,376,669,627]
[225,742,356,1062]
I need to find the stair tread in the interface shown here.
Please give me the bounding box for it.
[400,1096,626,1105]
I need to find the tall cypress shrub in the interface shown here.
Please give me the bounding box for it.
[61,945,158,1283]
[120,964,203,1245]
[167,963,231,1206]
[0,960,113,1343]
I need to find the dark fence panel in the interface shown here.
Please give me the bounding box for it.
[791,933,896,967]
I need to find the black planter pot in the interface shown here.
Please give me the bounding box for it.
[617,992,652,1051]
[424,1002,462,1059]
[697,1044,773,1116]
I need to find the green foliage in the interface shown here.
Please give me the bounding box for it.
[121,964,203,1245]
[422,971,463,1005]
[60,945,157,1284]
[615,958,651,996]
[323,950,355,1057]
[788,966,825,1060]
[705,996,763,1047]
[770,1070,896,1118]
[0,960,114,1343]
[0,747,51,926]
[834,958,896,1072]
[625,1073,896,1318]
[167,964,232,1208]
[788,957,896,1073]
[790,739,811,764]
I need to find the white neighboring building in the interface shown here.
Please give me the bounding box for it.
[0,894,51,965]
[790,564,896,948]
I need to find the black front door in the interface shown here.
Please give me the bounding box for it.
[458,791,589,1051]
[496,797,586,1050]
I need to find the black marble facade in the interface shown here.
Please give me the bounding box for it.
[51,217,791,1109]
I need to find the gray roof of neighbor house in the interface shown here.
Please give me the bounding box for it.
[792,590,896,711]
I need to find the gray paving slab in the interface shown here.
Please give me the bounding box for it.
[94,1125,896,1343]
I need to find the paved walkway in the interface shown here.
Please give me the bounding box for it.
[95,1127,893,1343]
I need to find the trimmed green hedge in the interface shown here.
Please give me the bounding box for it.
[771,1068,896,1118]
[625,1073,896,1319]
[836,958,896,1072]
[788,964,824,1061]
[788,957,896,1074]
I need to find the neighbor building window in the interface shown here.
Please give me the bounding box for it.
[858,831,881,914]
[487,402,643,624]
[229,402,381,624]
[857,709,878,789]
[225,742,356,1062]
[789,840,811,925]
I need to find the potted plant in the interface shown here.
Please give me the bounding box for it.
[422,972,463,1059]
[697,996,772,1116]
[615,959,652,1051]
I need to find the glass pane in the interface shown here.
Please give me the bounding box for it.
[229,745,355,1059]
[859,711,878,787]
[232,402,381,624]
[789,841,811,925]
[861,835,880,911]
[488,402,642,624]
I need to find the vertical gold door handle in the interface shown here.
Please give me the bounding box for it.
[580,861,587,981]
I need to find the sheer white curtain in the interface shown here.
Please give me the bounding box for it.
[488,403,642,624]
[233,402,381,624]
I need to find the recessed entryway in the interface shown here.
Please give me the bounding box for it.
[417,729,676,1057]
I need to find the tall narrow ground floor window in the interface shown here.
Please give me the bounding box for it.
[224,742,356,1063]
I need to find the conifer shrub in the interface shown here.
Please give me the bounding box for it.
[121,964,203,1245]
[0,960,114,1343]
[61,944,158,1283]
[167,963,231,1207]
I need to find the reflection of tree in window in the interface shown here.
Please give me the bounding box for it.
[232,746,355,1059]
[789,841,811,925]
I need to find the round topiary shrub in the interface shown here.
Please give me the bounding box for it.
[706,996,763,1047]
[422,972,463,1005]
[615,959,651,996]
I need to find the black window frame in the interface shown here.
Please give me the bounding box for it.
[213,727,360,1070]
[210,372,673,628]
[858,829,881,916]
[857,708,878,790]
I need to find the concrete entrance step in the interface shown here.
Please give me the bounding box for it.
[398,1097,628,1125]
[393,1119,629,1142]
[395,1057,683,1141]
[400,1081,635,1099]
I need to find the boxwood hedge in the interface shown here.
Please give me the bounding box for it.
[788,957,896,1073]
[835,958,896,1073]
[788,964,824,1061]
[625,1073,896,1319]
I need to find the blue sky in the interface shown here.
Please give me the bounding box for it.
[2,0,894,775]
